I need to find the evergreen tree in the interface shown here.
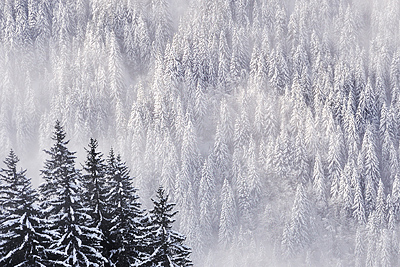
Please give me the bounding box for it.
[81,138,109,263]
[82,139,107,226]
[287,183,311,255]
[353,167,366,225]
[151,0,173,55]
[356,79,378,131]
[293,129,309,185]
[380,228,392,267]
[354,225,365,267]
[392,173,400,223]
[198,155,216,253]
[213,98,233,188]
[269,43,289,95]
[176,117,201,208]
[339,161,354,219]
[362,123,380,216]
[375,179,387,228]
[328,125,344,208]
[218,178,236,250]
[104,149,148,266]
[313,152,327,211]
[366,210,379,267]
[160,131,179,199]
[143,187,192,267]
[217,30,231,93]
[343,90,360,159]
[0,150,48,266]
[247,138,261,215]
[39,121,105,266]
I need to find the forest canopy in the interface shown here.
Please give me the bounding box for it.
[0,0,400,266]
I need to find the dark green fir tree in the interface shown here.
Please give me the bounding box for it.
[0,150,48,266]
[39,121,105,266]
[143,187,192,267]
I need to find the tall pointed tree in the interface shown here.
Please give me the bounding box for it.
[198,155,217,253]
[362,123,380,216]
[0,150,48,266]
[286,183,312,256]
[82,138,107,226]
[39,121,105,266]
[104,149,148,266]
[218,178,236,250]
[143,187,192,267]
[313,152,327,211]
[81,138,109,263]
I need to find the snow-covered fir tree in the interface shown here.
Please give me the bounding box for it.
[104,149,148,266]
[39,121,105,266]
[81,138,109,263]
[143,187,192,267]
[0,150,47,266]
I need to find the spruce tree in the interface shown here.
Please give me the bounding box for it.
[362,123,380,216]
[354,225,365,267]
[104,149,148,266]
[353,167,366,225]
[82,138,109,264]
[199,156,216,253]
[39,121,105,266]
[313,152,327,211]
[0,150,48,266]
[143,187,192,267]
[218,178,236,249]
[283,183,311,257]
[82,138,107,226]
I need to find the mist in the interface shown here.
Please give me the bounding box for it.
[1,0,400,266]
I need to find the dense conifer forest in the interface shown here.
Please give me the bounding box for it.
[0,122,192,266]
[1,0,400,266]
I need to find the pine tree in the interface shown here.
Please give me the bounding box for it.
[313,152,327,211]
[376,179,387,228]
[380,228,392,267]
[362,123,380,216]
[353,168,366,225]
[343,90,360,160]
[339,161,354,219]
[328,125,344,208]
[366,211,379,267]
[354,225,365,267]
[152,0,173,55]
[199,155,216,253]
[176,117,201,208]
[392,174,400,223]
[218,178,237,250]
[82,138,107,227]
[107,30,126,120]
[81,138,109,263]
[217,30,231,93]
[269,43,289,95]
[274,125,292,183]
[160,131,179,199]
[143,187,192,267]
[0,150,48,266]
[356,79,378,131]
[293,129,309,185]
[104,149,148,266]
[213,98,233,188]
[39,121,105,266]
[247,138,261,215]
[178,181,200,261]
[286,183,311,256]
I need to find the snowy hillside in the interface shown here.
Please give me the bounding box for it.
[0,0,400,266]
